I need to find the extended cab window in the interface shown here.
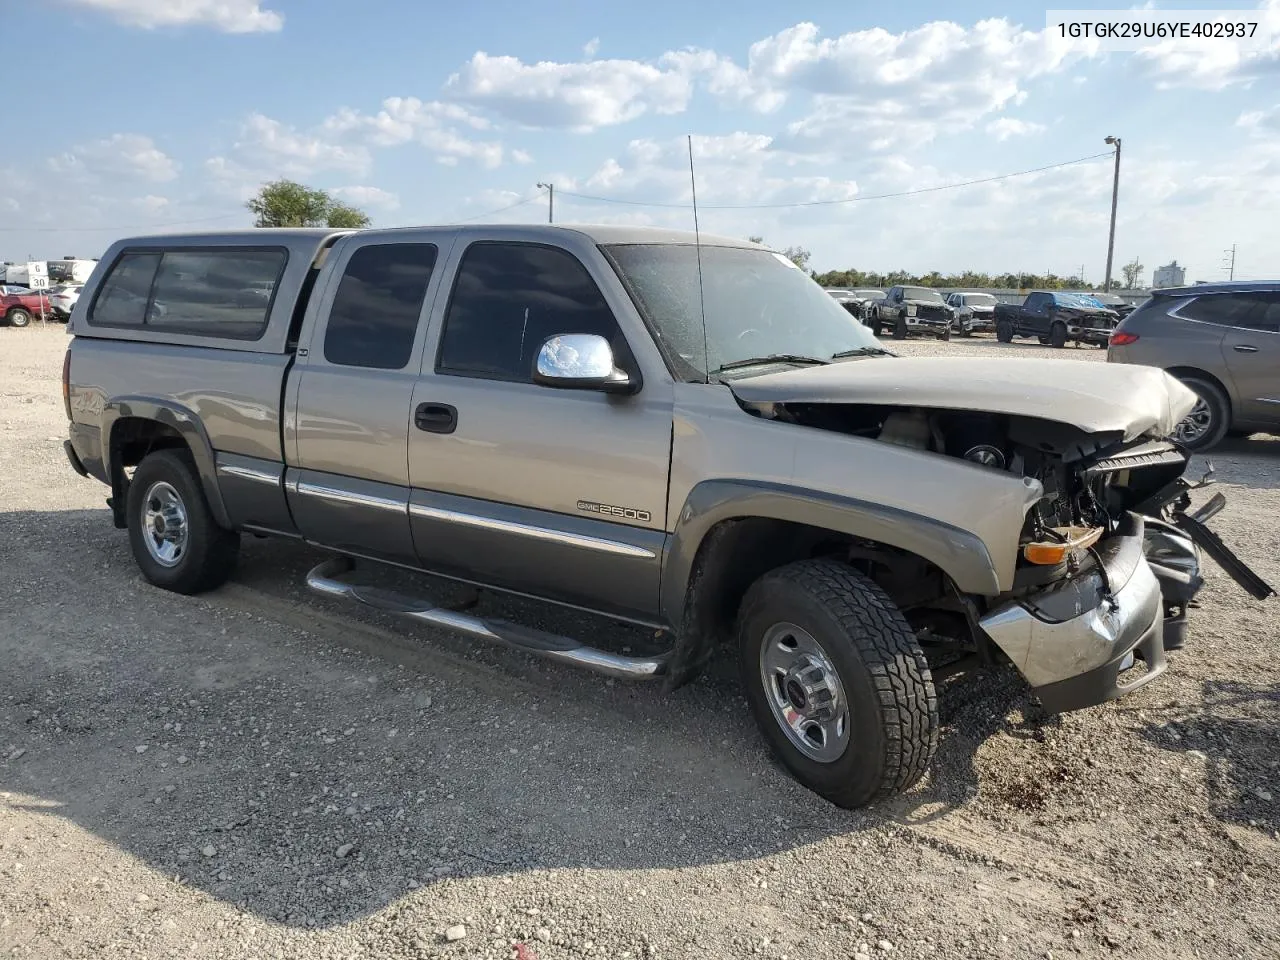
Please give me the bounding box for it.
[89,252,161,326]
[438,242,623,381]
[147,249,286,340]
[323,243,438,370]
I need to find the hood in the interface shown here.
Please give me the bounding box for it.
[969,304,996,313]
[728,356,1198,441]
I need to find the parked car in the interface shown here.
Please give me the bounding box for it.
[48,284,84,320]
[825,288,885,322]
[0,288,54,327]
[869,285,954,339]
[1107,281,1280,450]
[994,291,1119,348]
[1086,292,1137,319]
[62,226,1272,808]
[945,292,998,336]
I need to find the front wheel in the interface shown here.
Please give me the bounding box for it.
[6,308,32,328]
[126,449,240,594]
[938,326,951,341]
[738,559,939,808]
[893,314,908,340]
[1049,322,1067,348]
[995,319,1014,343]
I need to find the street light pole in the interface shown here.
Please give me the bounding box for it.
[536,182,554,223]
[1103,136,1122,292]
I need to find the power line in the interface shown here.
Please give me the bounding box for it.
[448,193,543,224]
[555,150,1115,211]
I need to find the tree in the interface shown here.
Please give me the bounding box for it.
[245,179,371,229]
[1121,257,1145,290]
[781,245,811,271]
[747,235,765,245]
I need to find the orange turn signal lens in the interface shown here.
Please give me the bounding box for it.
[1022,526,1104,565]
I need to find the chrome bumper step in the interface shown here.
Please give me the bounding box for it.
[304,557,670,680]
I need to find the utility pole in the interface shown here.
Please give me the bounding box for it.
[1222,243,1236,281]
[536,182,554,223]
[1103,136,1122,292]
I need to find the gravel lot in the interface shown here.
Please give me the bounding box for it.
[2,323,1278,960]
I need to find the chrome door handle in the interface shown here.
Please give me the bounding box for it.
[1233,344,1259,353]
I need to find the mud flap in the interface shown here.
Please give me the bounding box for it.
[1175,499,1276,601]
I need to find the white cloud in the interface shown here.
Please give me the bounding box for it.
[322,98,504,168]
[136,195,170,213]
[1134,0,1280,89]
[444,51,702,131]
[512,148,534,164]
[583,37,600,57]
[986,117,1046,141]
[234,113,372,177]
[1237,104,1280,136]
[48,134,179,182]
[65,0,283,32]
[332,185,400,211]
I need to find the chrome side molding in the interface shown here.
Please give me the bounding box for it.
[305,557,670,680]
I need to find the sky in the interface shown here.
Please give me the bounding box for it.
[2,0,1279,284]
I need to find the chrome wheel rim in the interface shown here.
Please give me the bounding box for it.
[141,481,188,567]
[758,622,850,763]
[1174,397,1213,444]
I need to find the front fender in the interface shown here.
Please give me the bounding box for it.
[102,396,232,529]
[659,478,1002,630]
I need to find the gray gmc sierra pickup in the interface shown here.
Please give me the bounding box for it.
[61,225,1273,808]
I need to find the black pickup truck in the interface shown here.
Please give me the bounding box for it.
[994,291,1120,348]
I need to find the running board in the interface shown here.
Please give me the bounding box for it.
[305,557,670,680]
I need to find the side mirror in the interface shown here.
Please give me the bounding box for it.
[532,333,636,394]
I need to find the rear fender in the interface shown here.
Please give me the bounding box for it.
[103,396,231,529]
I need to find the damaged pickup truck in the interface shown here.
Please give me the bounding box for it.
[62,226,1273,809]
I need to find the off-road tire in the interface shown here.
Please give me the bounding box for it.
[1049,322,1067,348]
[996,320,1014,343]
[893,314,908,340]
[870,318,883,337]
[938,326,952,341]
[1175,376,1231,452]
[6,308,31,328]
[737,559,939,808]
[126,449,240,594]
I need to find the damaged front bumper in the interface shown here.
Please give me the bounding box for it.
[981,513,1166,713]
[979,504,1273,714]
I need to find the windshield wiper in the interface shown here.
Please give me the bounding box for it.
[714,354,832,373]
[830,346,894,359]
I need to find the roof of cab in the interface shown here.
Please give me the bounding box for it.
[111,224,761,250]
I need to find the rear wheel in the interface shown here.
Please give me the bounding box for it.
[1172,377,1230,452]
[126,449,240,594]
[6,308,31,328]
[995,320,1014,343]
[1049,322,1067,348]
[738,559,938,808]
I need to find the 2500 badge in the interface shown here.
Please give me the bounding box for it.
[576,500,652,523]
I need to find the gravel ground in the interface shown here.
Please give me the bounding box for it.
[2,323,1278,960]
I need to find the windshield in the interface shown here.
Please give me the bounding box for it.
[605,243,882,379]
[963,294,997,306]
[901,286,944,303]
[1056,293,1106,309]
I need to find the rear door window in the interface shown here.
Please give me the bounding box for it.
[1177,294,1261,329]
[1235,293,1280,333]
[322,243,438,370]
[89,252,161,326]
[146,249,286,340]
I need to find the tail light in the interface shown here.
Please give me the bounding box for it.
[1109,331,1139,346]
[62,348,72,420]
